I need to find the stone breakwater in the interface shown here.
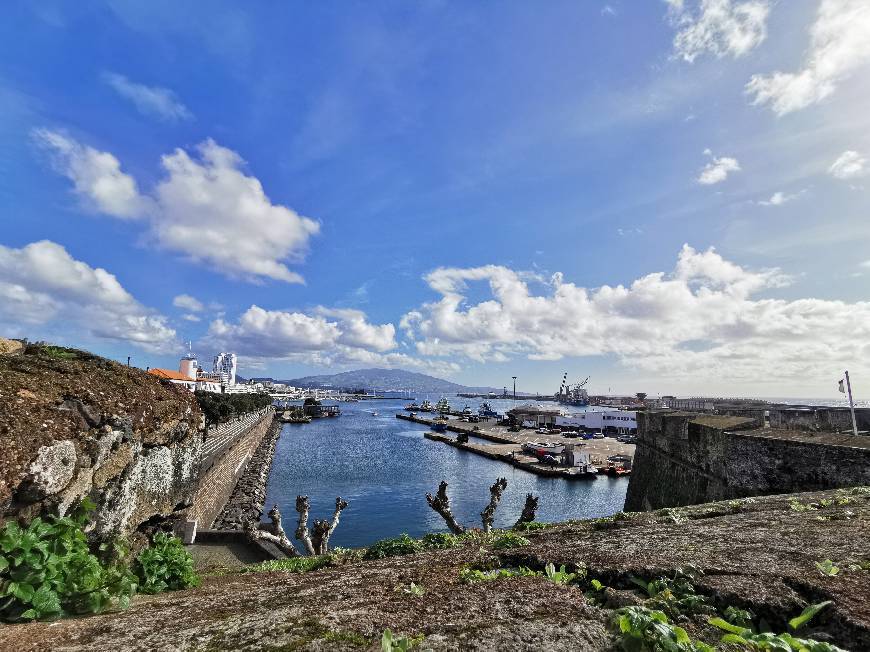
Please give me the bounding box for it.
[211,418,282,530]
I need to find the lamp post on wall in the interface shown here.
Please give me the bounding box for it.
[512,376,517,401]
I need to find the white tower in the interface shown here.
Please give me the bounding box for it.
[179,343,198,380]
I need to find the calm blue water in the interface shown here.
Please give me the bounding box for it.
[264,398,628,548]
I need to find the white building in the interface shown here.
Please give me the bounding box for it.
[213,352,237,386]
[556,409,637,434]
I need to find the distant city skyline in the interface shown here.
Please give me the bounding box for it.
[1,2,868,398]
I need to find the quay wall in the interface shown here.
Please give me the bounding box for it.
[624,411,870,512]
[187,409,276,529]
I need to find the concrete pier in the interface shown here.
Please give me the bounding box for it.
[401,413,636,479]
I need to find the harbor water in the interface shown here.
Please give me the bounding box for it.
[264,397,628,549]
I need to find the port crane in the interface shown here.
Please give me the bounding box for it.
[556,373,590,405]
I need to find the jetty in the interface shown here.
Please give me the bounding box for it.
[399,413,635,479]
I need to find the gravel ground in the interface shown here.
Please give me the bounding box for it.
[2,487,868,651]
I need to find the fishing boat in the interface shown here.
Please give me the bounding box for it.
[404,402,421,411]
[435,397,451,413]
[432,416,449,433]
[420,400,434,412]
[461,405,473,416]
[522,441,565,455]
[478,402,499,419]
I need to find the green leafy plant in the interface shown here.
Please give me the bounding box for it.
[243,556,330,574]
[788,601,832,630]
[723,605,754,628]
[590,578,605,592]
[381,628,424,651]
[458,566,540,583]
[544,562,580,585]
[397,582,425,597]
[0,501,137,621]
[629,567,710,617]
[613,606,714,651]
[363,534,422,560]
[815,560,839,577]
[710,607,845,651]
[491,532,530,550]
[133,532,199,594]
[421,533,460,550]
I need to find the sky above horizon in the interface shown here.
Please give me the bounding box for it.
[1,1,869,398]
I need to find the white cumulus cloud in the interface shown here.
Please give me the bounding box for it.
[34,131,320,284]
[0,241,177,352]
[758,190,803,206]
[667,0,770,63]
[401,245,870,384]
[697,150,741,184]
[103,72,193,122]
[746,0,870,115]
[173,294,205,312]
[828,150,867,179]
[33,129,150,219]
[203,305,455,376]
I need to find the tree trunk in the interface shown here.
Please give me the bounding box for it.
[294,495,316,555]
[480,477,508,532]
[425,481,466,535]
[245,504,300,557]
[514,493,540,528]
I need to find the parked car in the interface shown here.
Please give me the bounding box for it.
[592,432,605,439]
[508,424,522,432]
[562,430,580,438]
[536,427,549,434]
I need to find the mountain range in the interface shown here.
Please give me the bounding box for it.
[280,368,505,394]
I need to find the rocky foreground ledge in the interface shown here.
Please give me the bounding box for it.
[2,487,869,651]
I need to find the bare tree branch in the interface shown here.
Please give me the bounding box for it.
[514,493,540,529]
[425,481,466,535]
[295,495,316,556]
[311,497,349,554]
[480,477,508,532]
[245,504,300,557]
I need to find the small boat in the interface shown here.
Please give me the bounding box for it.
[461,405,473,416]
[420,400,434,412]
[371,411,379,417]
[522,441,565,455]
[435,397,451,413]
[432,418,448,433]
[405,402,421,411]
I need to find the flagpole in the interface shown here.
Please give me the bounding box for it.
[845,370,858,437]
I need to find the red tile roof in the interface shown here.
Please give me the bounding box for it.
[148,368,195,382]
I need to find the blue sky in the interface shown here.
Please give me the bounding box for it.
[1,1,868,397]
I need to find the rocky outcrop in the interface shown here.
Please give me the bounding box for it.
[211,418,282,530]
[0,343,202,541]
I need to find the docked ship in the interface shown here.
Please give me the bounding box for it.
[404,401,421,411]
[435,397,451,413]
[420,400,434,412]
[555,373,590,407]
[478,402,499,419]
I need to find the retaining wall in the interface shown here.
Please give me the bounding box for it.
[187,408,276,529]
[624,411,870,512]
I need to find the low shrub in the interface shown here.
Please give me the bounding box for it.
[363,534,421,560]
[421,533,460,550]
[0,500,136,621]
[491,532,530,550]
[243,556,331,574]
[133,532,199,594]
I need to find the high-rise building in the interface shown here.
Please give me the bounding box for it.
[213,352,237,386]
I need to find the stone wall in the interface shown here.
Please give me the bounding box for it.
[624,411,870,511]
[769,406,870,432]
[211,418,282,530]
[187,409,276,529]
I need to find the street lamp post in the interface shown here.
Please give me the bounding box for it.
[512,376,517,401]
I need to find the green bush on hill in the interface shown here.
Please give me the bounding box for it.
[195,391,273,428]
